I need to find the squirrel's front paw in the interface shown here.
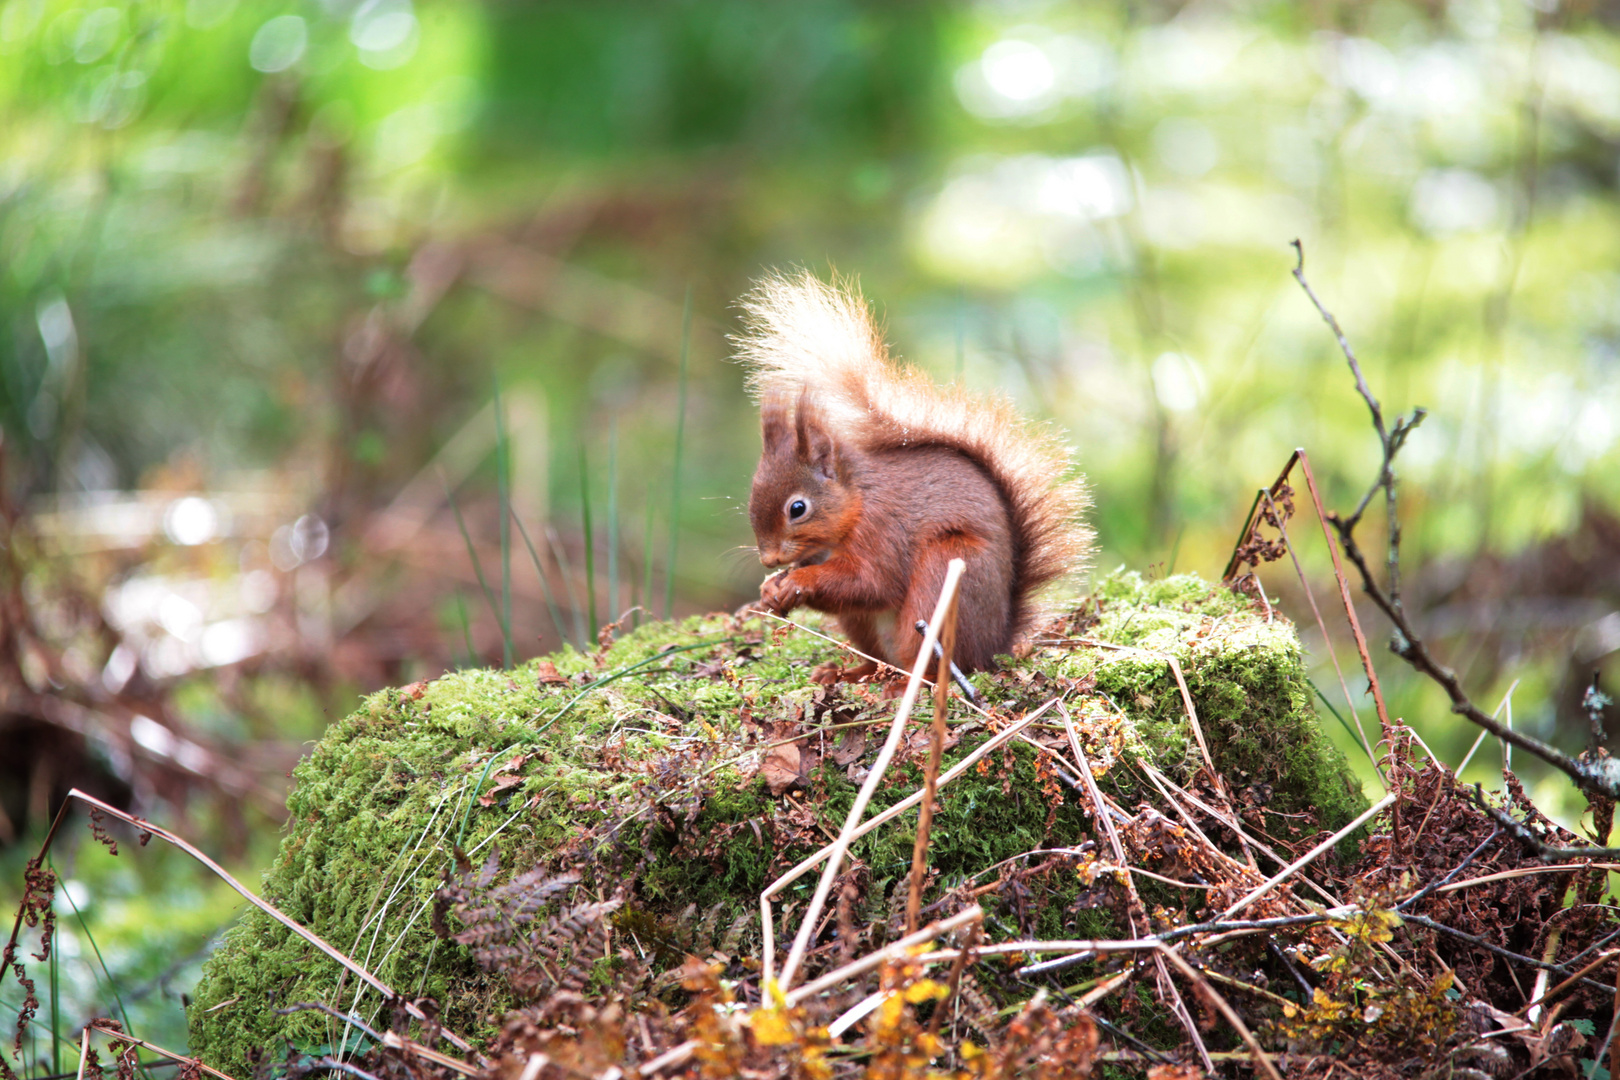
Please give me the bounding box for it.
[759,571,803,615]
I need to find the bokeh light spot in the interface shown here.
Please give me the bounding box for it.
[249,14,306,73]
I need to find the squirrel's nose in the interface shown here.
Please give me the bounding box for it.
[759,550,784,568]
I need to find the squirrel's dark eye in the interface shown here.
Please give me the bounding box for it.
[787,498,810,521]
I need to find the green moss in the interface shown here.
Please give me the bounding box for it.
[1076,571,1369,850]
[187,571,1366,1074]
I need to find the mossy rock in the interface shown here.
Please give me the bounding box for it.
[186,571,1367,1075]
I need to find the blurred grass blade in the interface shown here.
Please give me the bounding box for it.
[58,789,475,1056]
[580,446,598,641]
[510,509,566,651]
[443,473,502,664]
[607,420,619,631]
[640,496,656,629]
[493,376,514,669]
[547,526,588,649]
[1310,678,1363,752]
[454,592,476,668]
[666,285,692,620]
[53,858,140,1065]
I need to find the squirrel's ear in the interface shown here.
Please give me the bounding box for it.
[795,392,839,482]
[760,397,792,455]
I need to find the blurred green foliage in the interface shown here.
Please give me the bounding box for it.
[4,0,1618,560]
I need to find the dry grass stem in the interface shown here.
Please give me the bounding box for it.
[774,559,967,990]
[1294,452,1394,738]
[1261,485,1381,773]
[1058,704,1139,933]
[759,697,1054,981]
[1060,701,1209,1069]
[1137,765,1266,888]
[1077,968,1136,1008]
[826,991,886,1038]
[1072,639,1258,868]
[1431,862,1619,895]
[1217,791,1398,921]
[68,790,474,1053]
[635,1040,695,1076]
[85,1023,237,1080]
[1154,946,1285,1080]
[783,906,984,1005]
[1139,761,1346,910]
[1518,949,1620,1016]
[378,1033,485,1078]
[906,579,959,935]
[752,609,895,681]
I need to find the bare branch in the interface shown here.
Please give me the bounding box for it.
[1290,242,1620,801]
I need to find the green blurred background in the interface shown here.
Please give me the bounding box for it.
[4,0,1620,1064]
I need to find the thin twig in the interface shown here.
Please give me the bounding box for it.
[1517,949,1620,1017]
[928,920,978,1040]
[1399,914,1612,994]
[1611,951,1620,1080]
[1396,827,1501,911]
[1471,787,1620,860]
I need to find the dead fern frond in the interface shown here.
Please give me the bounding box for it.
[530,899,621,996]
[436,854,620,1005]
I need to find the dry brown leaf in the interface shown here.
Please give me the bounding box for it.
[761,742,803,796]
[478,773,527,806]
[1147,1065,1204,1080]
[904,724,960,757]
[829,728,868,766]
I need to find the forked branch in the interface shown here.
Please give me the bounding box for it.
[1291,240,1620,805]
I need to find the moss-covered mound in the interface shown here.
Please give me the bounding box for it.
[187,571,1366,1075]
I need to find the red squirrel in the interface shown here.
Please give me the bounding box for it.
[737,272,1092,684]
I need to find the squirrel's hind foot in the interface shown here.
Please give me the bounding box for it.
[810,659,879,686]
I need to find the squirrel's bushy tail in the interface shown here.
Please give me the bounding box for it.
[737,270,1092,634]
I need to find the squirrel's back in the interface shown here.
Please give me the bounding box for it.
[737,271,1092,639]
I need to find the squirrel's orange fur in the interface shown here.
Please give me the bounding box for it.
[737,272,1092,683]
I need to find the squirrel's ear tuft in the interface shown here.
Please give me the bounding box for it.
[795,390,839,482]
[760,396,792,454]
